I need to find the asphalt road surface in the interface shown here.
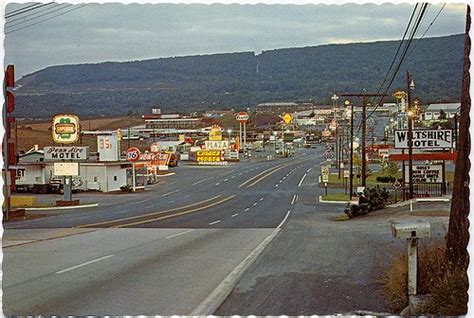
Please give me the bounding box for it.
[3,146,327,315]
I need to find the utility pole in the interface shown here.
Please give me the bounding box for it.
[339,93,387,190]
[446,4,470,271]
[407,71,415,199]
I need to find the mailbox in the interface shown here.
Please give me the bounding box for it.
[391,220,431,239]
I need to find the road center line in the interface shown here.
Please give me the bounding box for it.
[192,176,214,185]
[215,182,220,186]
[161,189,180,197]
[209,220,221,225]
[253,202,258,206]
[224,178,229,182]
[231,213,239,218]
[166,229,194,239]
[291,194,298,205]
[259,197,264,201]
[56,255,115,274]
[244,208,250,211]
[298,174,307,187]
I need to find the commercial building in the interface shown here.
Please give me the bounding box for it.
[423,103,460,120]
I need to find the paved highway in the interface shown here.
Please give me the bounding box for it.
[3,146,326,315]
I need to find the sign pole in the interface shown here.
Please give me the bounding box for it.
[132,162,136,192]
[239,122,242,151]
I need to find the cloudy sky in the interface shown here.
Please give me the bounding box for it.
[2,1,467,78]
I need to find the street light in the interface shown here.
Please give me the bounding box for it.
[344,99,354,199]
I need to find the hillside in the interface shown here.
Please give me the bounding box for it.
[15,34,464,118]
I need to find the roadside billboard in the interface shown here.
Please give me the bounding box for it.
[395,129,452,149]
[205,140,229,150]
[98,133,120,161]
[52,114,80,144]
[44,146,89,161]
[404,164,443,183]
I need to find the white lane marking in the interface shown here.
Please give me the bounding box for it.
[238,173,243,176]
[291,194,299,205]
[193,176,214,185]
[244,208,250,211]
[129,199,149,205]
[253,202,258,206]
[275,184,279,187]
[224,179,229,182]
[184,195,191,199]
[279,180,283,183]
[209,220,221,226]
[56,255,115,274]
[168,200,175,203]
[231,176,236,179]
[283,176,286,180]
[244,170,249,173]
[231,213,239,218]
[278,210,292,229]
[116,210,129,214]
[144,205,155,208]
[259,197,264,202]
[166,229,194,239]
[306,167,313,173]
[298,174,307,188]
[69,215,90,221]
[215,182,220,186]
[161,189,180,197]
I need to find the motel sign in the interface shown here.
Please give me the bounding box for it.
[395,129,453,149]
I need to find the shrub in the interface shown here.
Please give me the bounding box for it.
[380,241,468,315]
[120,184,131,192]
[344,186,391,218]
[376,175,396,183]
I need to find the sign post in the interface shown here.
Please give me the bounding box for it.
[236,112,249,151]
[127,147,141,191]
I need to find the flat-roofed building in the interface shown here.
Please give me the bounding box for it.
[423,103,460,120]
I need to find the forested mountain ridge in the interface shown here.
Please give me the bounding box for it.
[15,33,464,118]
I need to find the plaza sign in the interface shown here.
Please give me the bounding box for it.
[44,146,89,161]
[205,140,229,150]
[395,129,453,149]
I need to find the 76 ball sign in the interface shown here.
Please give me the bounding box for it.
[126,147,141,162]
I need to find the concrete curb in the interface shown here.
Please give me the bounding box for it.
[25,203,99,211]
[156,172,176,177]
[318,196,358,205]
[387,197,451,208]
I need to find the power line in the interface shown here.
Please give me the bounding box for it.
[5,4,88,34]
[5,3,47,18]
[6,3,64,24]
[366,3,429,120]
[6,3,73,29]
[406,3,446,58]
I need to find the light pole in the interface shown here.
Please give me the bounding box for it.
[345,99,354,199]
[227,129,232,140]
[407,71,415,199]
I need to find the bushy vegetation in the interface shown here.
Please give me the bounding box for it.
[380,241,468,315]
[344,186,391,218]
[15,34,464,118]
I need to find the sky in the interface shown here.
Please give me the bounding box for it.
[2,1,468,78]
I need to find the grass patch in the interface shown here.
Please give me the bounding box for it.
[321,193,349,201]
[379,240,468,315]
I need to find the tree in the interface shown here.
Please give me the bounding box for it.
[438,109,447,120]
